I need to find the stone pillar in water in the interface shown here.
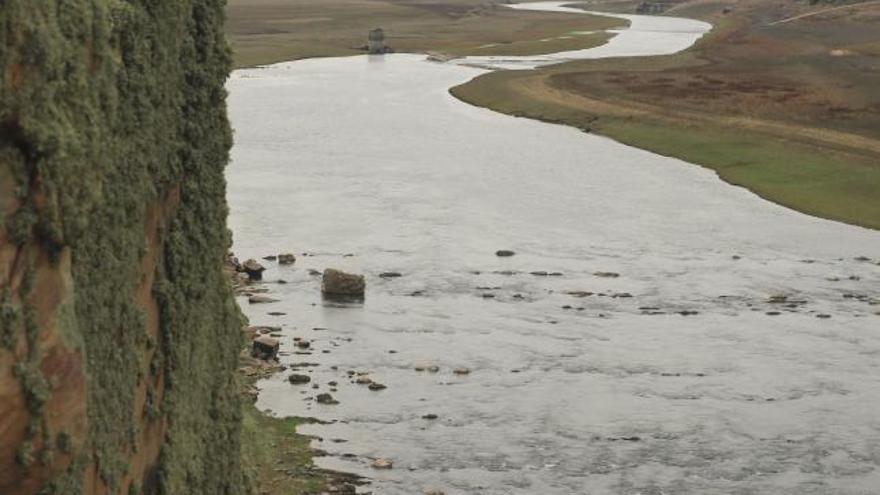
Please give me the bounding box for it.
[368,28,386,54]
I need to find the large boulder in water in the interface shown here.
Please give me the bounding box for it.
[322,268,366,298]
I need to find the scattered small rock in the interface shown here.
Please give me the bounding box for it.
[422,413,438,420]
[240,259,266,280]
[610,435,641,442]
[263,255,277,261]
[379,272,403,278]
[316,393,339,405]
[288,374,311,385]
[278,253,297,265]
[566,291,594,298]
[371,458,393,469]
[248,295,279,304]
[355,376,373,385]
[296,340,311,349]
[495,250,516,257]
[453,367,471,375]
[494,270,518,276]
[593,271,619,278]
[368,382,387,391]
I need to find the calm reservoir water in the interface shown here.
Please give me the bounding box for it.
[227,3,880,494]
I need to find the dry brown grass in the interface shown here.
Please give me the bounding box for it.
[226,0,625,67]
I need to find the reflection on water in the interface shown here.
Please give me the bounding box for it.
[226,4,880,494]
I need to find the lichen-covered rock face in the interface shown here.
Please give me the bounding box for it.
[321,269,366,298]
[0,2,248,495]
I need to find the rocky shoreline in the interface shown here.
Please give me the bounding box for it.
[227,254,369,495]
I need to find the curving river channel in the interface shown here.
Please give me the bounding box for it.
[226,3,880,494]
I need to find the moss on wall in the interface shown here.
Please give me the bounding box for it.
[1,1,247,494]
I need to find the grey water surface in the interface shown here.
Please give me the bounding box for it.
[226,4,880,494]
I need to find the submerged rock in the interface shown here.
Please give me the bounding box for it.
[767,294,788,304]
[593,271,620,278]
[371,458,393,469]
[248,295,278,304]
[278,253,297,265]
[368,382,387,391]
[379,271,403,278]
[322,268,366,298]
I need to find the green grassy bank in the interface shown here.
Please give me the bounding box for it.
[452,0,880,230]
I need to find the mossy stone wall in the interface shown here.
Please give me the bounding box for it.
[0,1,248,494]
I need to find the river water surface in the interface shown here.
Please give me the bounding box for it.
[226,3,880,494]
